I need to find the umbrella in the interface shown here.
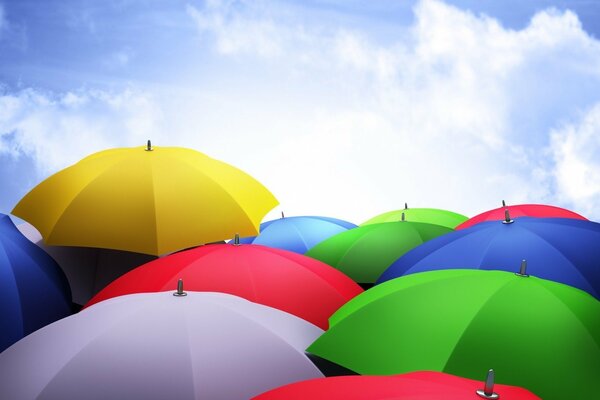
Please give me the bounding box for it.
[0,214,72,352]
[307,269,600,400]
[84,242,363,329]
[0,291,324,399]
[18,222,156,306]
[252,370,541,399]
[305,220,452,285]
[237,214,357,254]
[12,142,278,255]
[456,201,586,230]
[361,204,468,229]
[377,216,600,299]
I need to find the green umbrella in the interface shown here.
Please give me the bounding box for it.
[305,221,452,284]
[307,269,600,400]
[361,205,468,229]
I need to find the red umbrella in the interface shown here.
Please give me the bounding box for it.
[84,243,363,329]
[252,370,541,400]
[456,202,586,230]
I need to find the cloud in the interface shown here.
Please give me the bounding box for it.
[549,103,600,218]
[0,87,164,174]
[2,0,600,222]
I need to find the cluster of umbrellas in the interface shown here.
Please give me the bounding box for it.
[0,141,598,399]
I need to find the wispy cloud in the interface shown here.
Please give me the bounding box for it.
[2,0,600,221]
[0,87,164,173]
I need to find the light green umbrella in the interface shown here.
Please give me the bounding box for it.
[304,221,452,284]
[361,204,468,229]
[307,269,600,400]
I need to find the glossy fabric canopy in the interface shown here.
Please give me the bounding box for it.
[307,269,600,400]
[85,243,363,329]
[378,217,600,299]
[0,292,324,399]
[253,371,541,400]
[0,214,71,352]
[12,145,278,255]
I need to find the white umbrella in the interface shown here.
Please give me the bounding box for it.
[0,291,324,399]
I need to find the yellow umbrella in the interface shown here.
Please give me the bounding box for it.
[12,142,278,255]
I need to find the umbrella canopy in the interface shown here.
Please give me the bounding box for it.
[377,217,600,299]
[0,214,71,352]
[237,215,357,254]
[361,205,468,229]
[12,143,278,255]
[17,222,156,306]
[0,291,324,399]
[253,370,541,400]
[305,221,452,284]
[85,243,363,329]
[456,202,586,230]
[307,269,600,400]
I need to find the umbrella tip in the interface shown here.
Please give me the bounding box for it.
[145,139,153,151]
[515,259,530,277]
[281,211,285,219]
[404,202,408,210]
[401,212,406,222]
[173,278,187,297]
[476,369,499,399]
[502,199,506,207]
[233,233,240,246]
[502,209,513,224]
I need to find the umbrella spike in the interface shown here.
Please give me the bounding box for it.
[502,209,513,224]
[145,139,153,151]
[476,369,499,399]
[404,202,408,210]
[502,200,506,207]
[516,259,530,277]
[173,278,187,297]
[281,211,285,219]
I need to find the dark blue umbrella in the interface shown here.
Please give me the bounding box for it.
[0,213,72,352]
[238,215,357,254]
[377,216,600,299]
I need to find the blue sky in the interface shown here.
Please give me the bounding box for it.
[1,0,600,223]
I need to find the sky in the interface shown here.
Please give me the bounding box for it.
[1,0,600,225]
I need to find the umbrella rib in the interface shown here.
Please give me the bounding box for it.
[440,279,514,372]
[0,241,25,338]
[520,225,595,293]
[209,299,323,369]
[181,156,269,233]
[533,280,600,349]
[40,157,129,244]
[288,222,310,253]
[34,299,152,398]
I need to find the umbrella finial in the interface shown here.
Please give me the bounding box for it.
[401,212,406,222]
[145,139,153,151]
[476,369,499,399]
[404,202,408,210]
[173,278,187,297]
[281,211,285,219]
[233,233,240,246]
[502,199,506,207]
[516,259,529,277]
[502,209,513,224]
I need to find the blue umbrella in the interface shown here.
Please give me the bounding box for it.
[377,216,600,299]
[0,213,72,352]
[238,214,357,254]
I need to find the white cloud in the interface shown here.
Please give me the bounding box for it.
[0,87,165,174]
[549,104,600,218]
[103,49,133,70]
[2,0,600,223]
